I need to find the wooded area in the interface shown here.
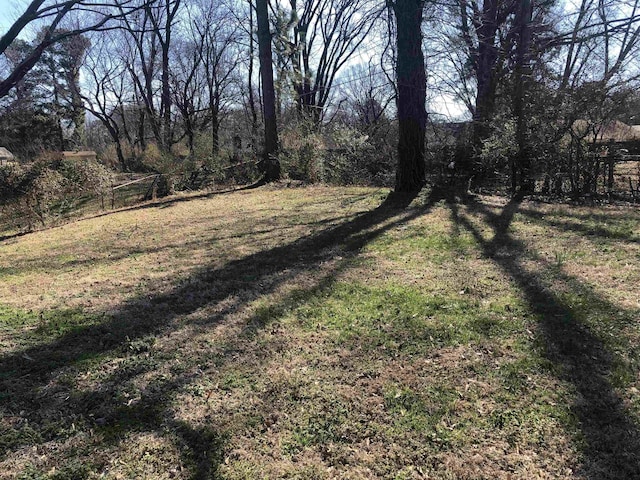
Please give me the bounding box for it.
[2,0,640,216]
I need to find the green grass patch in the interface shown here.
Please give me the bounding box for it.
[291,281,527,354]
[366,222,478,263]
[0,304,100,343]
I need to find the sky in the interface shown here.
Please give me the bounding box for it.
[0,0,23,33]
[0,0,468,120]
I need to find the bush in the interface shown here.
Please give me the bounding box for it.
[0,158,68,229]
[140,143,171,172]
[0,153,115,231]
[479,119,517,180]
[280,124,325,183]
[60,157,114,198]
[278,122,395,186]
[98,143,123,170]
[143,173,175,200]
[324,124,395,186]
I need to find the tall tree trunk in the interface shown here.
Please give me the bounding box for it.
[136,108,147,160]
[185,117,194,158]
[161,24,172,152]
[248,1,259,139]
[114,135,127,172]
[256,0,280,181]
[71,103,85,147]
[70,69,85,147]
[471,0,500,155]
[393,0,426,193]
[51,70,65,151]
[97,119,127,171]
[513,0,533,195]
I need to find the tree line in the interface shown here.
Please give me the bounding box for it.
[1,0,639,197]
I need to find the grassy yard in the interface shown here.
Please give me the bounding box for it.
[0,185,639,479]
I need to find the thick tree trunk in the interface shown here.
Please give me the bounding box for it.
[393,0,426,193]
[115,137,127,172]
[513,0,534,195]
[71,102,85,147]
[138,109,147,152]
[256,0,280,182]
[248,3,259,138]
[96,115,127,171]
[186,121,194,158]
[51,73,65,151]
[69,67,85,147]
[471,0,500,155]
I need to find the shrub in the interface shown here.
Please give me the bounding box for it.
[324,124,395,186]
[0,153,115,231]
[277,121,395,186]
[280,124,325,183]
[141,143,171,172]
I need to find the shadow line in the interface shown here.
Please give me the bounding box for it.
[516,207,640,245]
[449,197,640,479]
[0,189,431,475]
[1,213,360,277]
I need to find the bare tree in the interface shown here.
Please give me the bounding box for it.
[170,34,206,157]
[170,1,241,158]
[456,0,517,152]
[80,35,130,169]
[336,61,394,133]
[512,0,534,194]
[272,0,380,124]
[247,0,259,137]
[118,0,181,153]
[151,0,181,150]
[0,0,150,99]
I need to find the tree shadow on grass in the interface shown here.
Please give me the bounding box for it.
[0,188,431,477]
[515,206,640,246]
[76,260,356,479]
[448,197,640,479]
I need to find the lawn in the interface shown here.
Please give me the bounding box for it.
[0,185,639,479]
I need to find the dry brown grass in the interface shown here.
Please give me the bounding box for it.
[0,186,639,479]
